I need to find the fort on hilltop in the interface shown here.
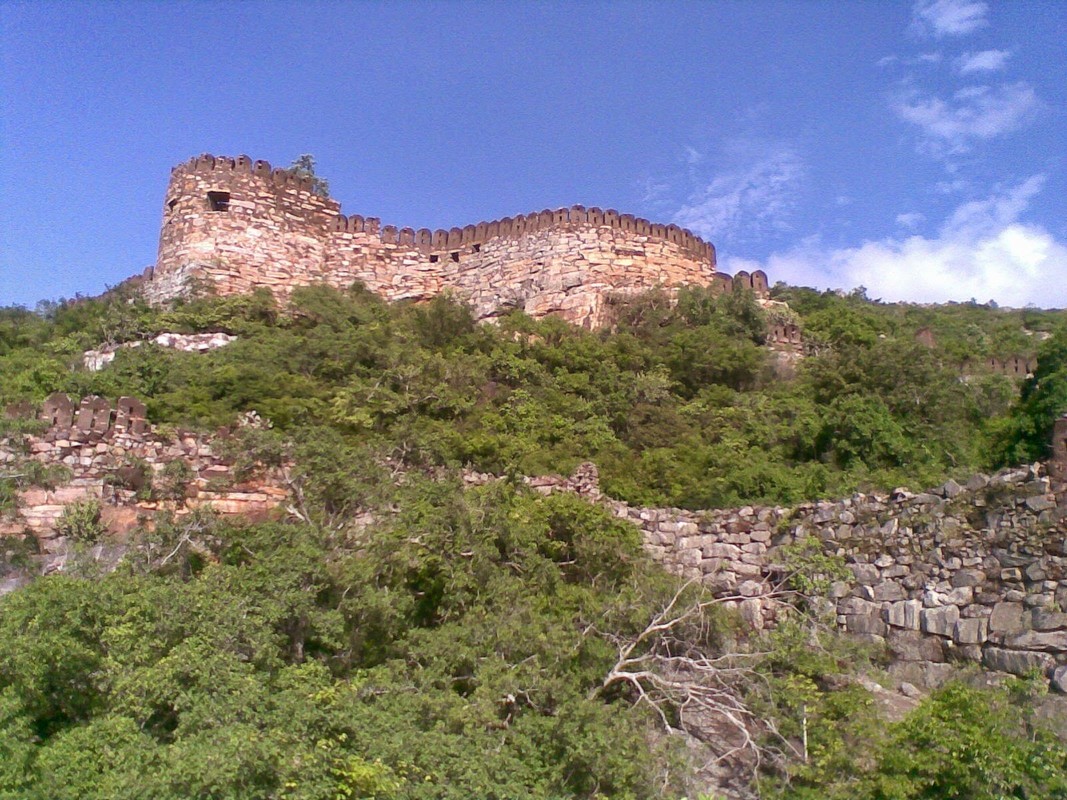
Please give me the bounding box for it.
[145,154,768,327]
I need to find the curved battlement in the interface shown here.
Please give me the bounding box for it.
[169,154,715,261]
[150,153,738,327]
[329,205,713,261]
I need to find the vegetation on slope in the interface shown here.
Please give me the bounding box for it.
[1,282,1066,798]
[2,282,1065,508]
[2,476,1065,799]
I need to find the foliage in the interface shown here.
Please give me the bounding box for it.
[55,499,104,543]
[767,682,1067,799]
[289,154,331,199]
[152,460,194,502]
[777,535,851,597]
[1,281,1066,797]
[2,284,1063,510]
[0,483,692,798]
[990,324,1067,465]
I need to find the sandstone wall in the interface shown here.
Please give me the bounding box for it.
[0,395,287,557]
[146,155,750,327]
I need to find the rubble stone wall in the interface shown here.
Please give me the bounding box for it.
[6,395,1067,686]
[466,462,1067,687]
[146,155,757,327]
[631,469,1065,682]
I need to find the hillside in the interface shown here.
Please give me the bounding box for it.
[1,282,1067,799]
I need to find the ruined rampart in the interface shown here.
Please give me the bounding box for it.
[5,397,1066,689]
[465,459,1067,690]
[0,395,287,554]
[147,155,761,328]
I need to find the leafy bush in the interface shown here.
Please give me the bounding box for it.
[152,460,193,501]
[55,499,104,543]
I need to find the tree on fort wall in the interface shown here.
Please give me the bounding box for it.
[289,154,330,198]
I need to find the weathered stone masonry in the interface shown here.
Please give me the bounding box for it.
[0,394,287,555]
[6,401,1067,688]
[465,455,1067,689]
[146,155,768,328]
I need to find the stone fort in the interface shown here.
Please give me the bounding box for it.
[145,154,769,327]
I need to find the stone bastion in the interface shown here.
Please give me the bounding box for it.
[145,154,769,328]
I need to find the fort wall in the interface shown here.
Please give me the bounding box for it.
[467,462,1067,689]
[147,155,752,327]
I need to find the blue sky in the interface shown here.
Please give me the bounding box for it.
[2,0,1065,308]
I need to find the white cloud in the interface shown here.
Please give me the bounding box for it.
[893,81,1040,155]
[673,147,804,241]
[912,0,988,37]
[957,49,1011,74]
[935,179,969,194]
[734,176,1067,307]
[896,212,925,228]
[877,51,942,68]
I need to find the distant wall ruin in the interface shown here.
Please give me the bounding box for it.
[0,395,287,551]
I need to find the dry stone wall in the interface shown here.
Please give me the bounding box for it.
[146,154,762,328]
[468,461,1067,689]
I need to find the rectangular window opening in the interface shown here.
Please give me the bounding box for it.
[472,243,481,253]
[450,251,460,263]
[429,254,439,263]
[207,191,231,212]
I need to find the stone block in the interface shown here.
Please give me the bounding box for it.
[1025,496,1056,512]
[1002,630,1067,653]
[871,581,906,602]
[1052,664,1067,695]
[944,586,974,606]
[850,563,880,585]
[950,569,985,588]
[982,646,1054,677]
[737,580,764,597]
[704,542,741,559]
[845,614,887,637]
[921,605,960,637]
[1030,609,1067,631]
[885,599,922,630]
[953,618,988,645]
[739,598,763,631]
[839,597,882,617]
[887,630,944,662]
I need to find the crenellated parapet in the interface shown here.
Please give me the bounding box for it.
[330,204,714,262]
[147,153,741,327]
[37,393,148,439]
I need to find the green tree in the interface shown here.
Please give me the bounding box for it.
[289,154,331,198]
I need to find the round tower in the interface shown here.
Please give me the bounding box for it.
[147,154,342,303]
